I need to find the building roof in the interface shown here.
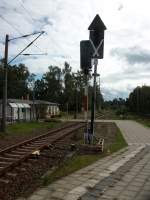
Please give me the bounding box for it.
[0,99,59,106]
[8,98,33,104]
[9,102,31,108]
[33,100,59,106]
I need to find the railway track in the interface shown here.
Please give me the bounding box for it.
[0,122,84,181]
[95,112,105,119]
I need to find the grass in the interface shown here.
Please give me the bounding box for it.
[107,128,128,153]
[96,109,127,120]
[125,113,150,127]
[136,118,150,128]
[41,127,127,186]
[41,154,102,186]
[0,121,62,137]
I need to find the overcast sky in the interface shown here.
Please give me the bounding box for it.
[1,0,150,100]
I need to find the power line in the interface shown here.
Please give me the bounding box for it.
[1,0,50,55]
[16,0,53,53]
[9,31,44,41]
[14,1,50,54]
[17,0,47,31]
[1,0,34,26]
[8,31,45,64]
[0,15,45,54]
[0,15,23,35]
[17,0,36,24]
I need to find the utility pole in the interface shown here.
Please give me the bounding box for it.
[1,34,9,132]
[1,31,45,133]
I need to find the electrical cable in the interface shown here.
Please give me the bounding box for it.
[17,0,49,31]
[0,15,45,54]
[17,0,36,24]
[0,15,23,35]
[8,31,44,64]
[16,0,52,55]
[1,0,51,55]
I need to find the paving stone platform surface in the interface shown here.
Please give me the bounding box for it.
[18,120,150,200]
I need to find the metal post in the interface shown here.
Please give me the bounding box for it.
[32,87,35,120]
[137,87,139,114]
[66,103,69,118]
[74,86,78,119]
[90,58,98,142]
[84,74,89,143]
[1,34,9,132]
[99,75,101,112]
[75,87,78,118]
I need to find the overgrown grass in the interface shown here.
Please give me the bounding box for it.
[1,121,62,137]
[41,128,127,186]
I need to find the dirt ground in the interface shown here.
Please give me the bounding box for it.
[95,122,118,147]
[72,122,118,148]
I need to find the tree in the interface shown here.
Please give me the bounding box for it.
[0,59,104,114]
[34,79,46,100]
[96,83,104,111]
[39,66,63,102]
[128,86,150,114]
[0,61,31,99]
[72,71,85,112]
[62,62,75,111]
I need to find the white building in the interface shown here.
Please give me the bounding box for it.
[0,99,60,122]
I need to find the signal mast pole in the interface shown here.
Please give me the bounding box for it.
[1,35,9,132]
[90,58,98,141]
[84,73,89,143]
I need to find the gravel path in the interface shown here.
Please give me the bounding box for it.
[18,120,150,200]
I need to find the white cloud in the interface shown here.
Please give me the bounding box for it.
[1,0,150,99]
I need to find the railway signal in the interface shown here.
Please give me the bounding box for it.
[80,14,106,144]
[89,15,106,142]
[80,41,91,142]
[88,14,106,59]
[80,40,92,75]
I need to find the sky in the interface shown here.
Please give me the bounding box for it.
[0,0,150,100]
